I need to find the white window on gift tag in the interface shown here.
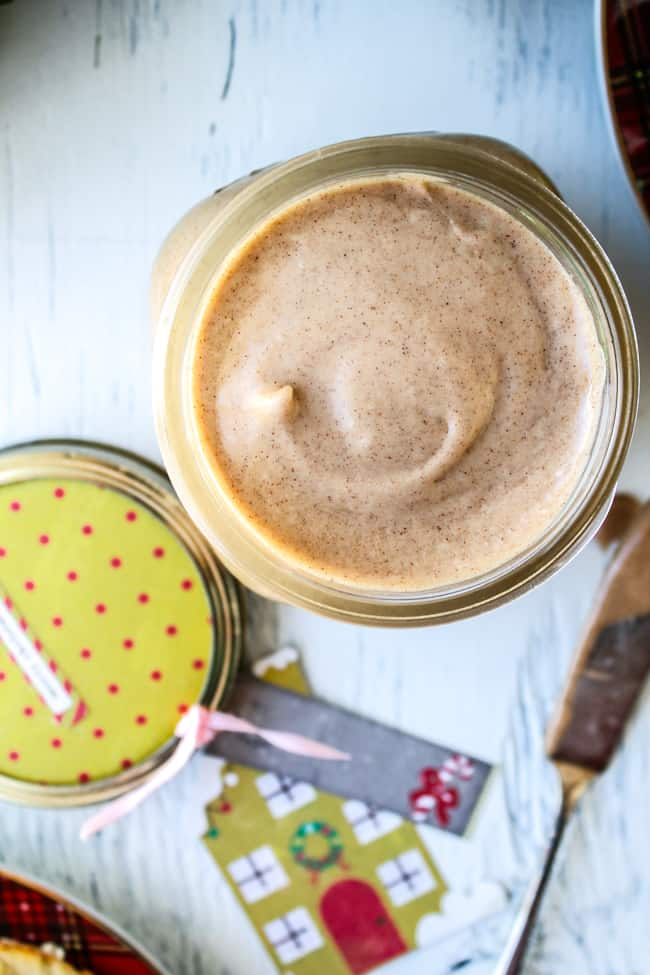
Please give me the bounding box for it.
[227,845,289,903]
[264,907,324,964]
[376,848,436,906]
[342,799,402,845]
[255,772,316,819]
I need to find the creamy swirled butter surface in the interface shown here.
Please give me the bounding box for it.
[193,177,604,590]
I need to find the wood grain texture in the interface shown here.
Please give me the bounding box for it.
[1,2,649,974]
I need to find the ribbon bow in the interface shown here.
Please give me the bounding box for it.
[80,705,348,840]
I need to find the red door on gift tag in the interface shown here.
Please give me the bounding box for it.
[320,878,407,974]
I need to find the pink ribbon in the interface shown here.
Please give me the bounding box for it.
[80,705,348,840]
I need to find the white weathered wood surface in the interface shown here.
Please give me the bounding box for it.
[1,2,649,974]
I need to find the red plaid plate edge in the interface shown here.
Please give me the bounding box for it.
[0,867,170,975]
[601,0,650,222]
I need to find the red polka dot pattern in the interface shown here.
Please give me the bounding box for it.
[0,477,212,787]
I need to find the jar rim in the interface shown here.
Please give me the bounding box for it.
[153,133,638,625]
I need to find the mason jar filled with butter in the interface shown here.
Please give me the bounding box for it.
[151,134,638,626]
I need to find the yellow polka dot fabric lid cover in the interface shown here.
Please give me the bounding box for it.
[0,441,240,805]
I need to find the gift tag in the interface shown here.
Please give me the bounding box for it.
[203,649,505,975]
[208,673,492,835]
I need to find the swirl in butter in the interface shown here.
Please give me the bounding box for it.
[193,177,604,590]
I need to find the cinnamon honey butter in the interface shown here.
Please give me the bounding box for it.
[192,176,605,591]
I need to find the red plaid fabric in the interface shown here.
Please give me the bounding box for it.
[606,0,650,218]
[0,873,161,975]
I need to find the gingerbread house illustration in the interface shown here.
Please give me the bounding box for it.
[204,766,447,975]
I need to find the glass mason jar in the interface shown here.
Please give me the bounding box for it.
[151,133,638,626]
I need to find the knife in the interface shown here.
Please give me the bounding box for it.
[495,501,650,974]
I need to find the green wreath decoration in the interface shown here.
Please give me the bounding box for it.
[289,820,344,872]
